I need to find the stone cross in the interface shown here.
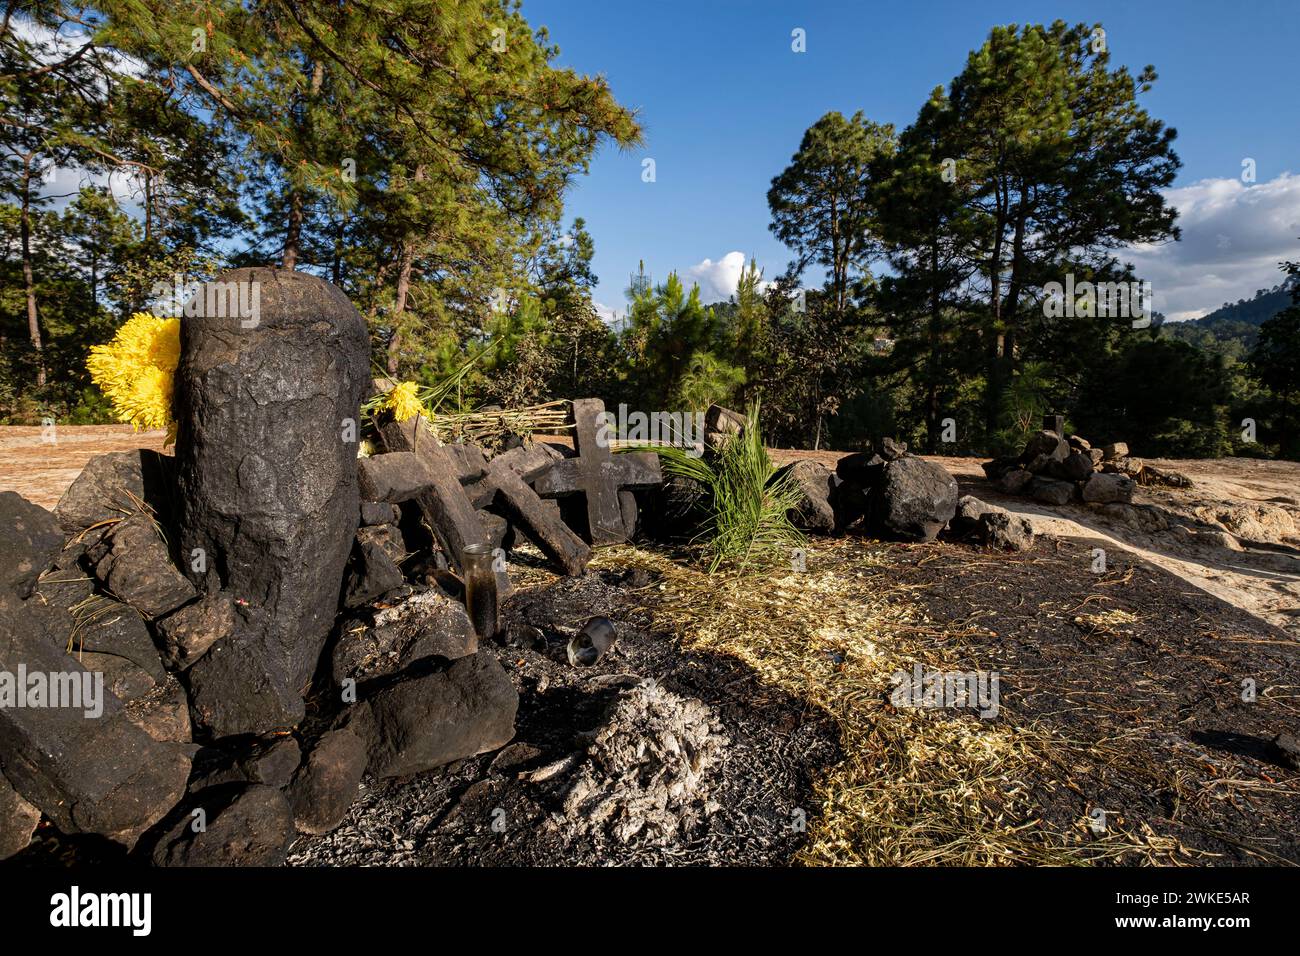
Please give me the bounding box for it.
[531,398,662,546]
[486,456,591,576]
[377,416,490,574]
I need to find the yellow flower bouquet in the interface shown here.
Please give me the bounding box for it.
[86,312,181,443]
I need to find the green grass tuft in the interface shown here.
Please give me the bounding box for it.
[653,402,806,573]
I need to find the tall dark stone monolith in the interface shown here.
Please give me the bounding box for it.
[174,268,369,736]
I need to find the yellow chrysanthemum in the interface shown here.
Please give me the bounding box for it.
[384,380,428,423]
[87,312,180,440]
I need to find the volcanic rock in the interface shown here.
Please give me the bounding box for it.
[980,512,1036,551]
[341,525,406,610]
[150,783,294,867]
[981,456,1019,482]
[869,457,958,542]
[1021,430,1069,469]
[1271,733,1300,771]
[37,588,167,683]
[92,513,196,619]
[443,443,489,483]
[122,673,192,744]
[879,437,908,461]
[773,459,836,534]
[0,492,62,600]
[365,652,517,779]
[357,452,432,504]
[0,600,190,849]
[1029,477,1075,506]
[359,501,401,527]
[188,735,302,792]
[1052,451,1095,483]
[949,494,995,537]
[156,590,236,670]
[53,449,174,534]
[996,468,1033,495]
[0,769,40,860]
[829,476,870,531]
[286,727,368,835]
[176,268,370,736]
[703,404,746,450]
[1082,472,1135,504]
[77,650,156,703]
[489,441,566,482]
[477,509,512,553]
[836,451,886,487]
[332,585,477,686]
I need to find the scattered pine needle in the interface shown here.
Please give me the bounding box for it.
[587,538,1193,866]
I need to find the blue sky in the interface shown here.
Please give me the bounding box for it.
[525,0,1300,321]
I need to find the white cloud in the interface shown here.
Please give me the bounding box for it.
[684,251,753,303]
[593,301,623,327]
[1123,173,1300,321]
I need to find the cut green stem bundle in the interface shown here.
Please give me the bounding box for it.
[651,402,805,573]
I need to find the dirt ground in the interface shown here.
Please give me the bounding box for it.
[286,559,842,867]
[0,424,167,509]
[769,448,1300,641]
[285,537,1299,867]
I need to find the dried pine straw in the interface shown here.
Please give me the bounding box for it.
[585,538,1185,866]
[428,401,571,447]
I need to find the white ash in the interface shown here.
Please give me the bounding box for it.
[551,678,728,845]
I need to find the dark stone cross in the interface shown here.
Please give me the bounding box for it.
[532,398,662,546]
[377,416,489,574]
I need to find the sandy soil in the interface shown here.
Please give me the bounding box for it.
[0,424,167,509]
[3,426,1297,637]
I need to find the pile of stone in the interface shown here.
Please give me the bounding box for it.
[0,269,665,864]
[980,415,1191,510]
[740,420,1033,551]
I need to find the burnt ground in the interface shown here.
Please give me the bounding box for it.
[287,563,842,866]
[874,534,1300,865]
[289,533,1300,868]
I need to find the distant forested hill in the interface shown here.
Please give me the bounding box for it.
[1160,282,1296,355]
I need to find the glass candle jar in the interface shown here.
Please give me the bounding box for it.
[461,543,500,642]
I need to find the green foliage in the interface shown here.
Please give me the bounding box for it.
[1,1,638,421]
[768,111,895,312]
[675,351,746,412]
[993,361,1056,455]
[3,7,1293,463]
[1248,265,1300,457]
[620,270,727,410]
[1074,338,1234,457]
[651,404,804,573]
